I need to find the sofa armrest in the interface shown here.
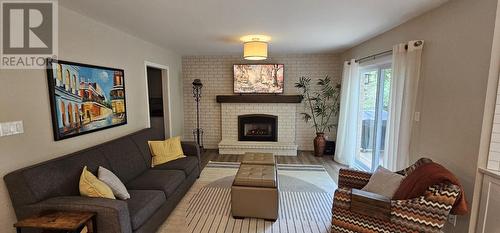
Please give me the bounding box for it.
[351,189,391,220]
[390,183,460,232]
[181,141,200,160]
[338,168,372,189]
[23,196,132,233]
[332,187,352,211]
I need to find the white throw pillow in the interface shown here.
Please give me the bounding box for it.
[361,166,404,199]
[98,166,130,200]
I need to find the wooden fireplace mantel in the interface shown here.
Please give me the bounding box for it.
[216,95,303,103]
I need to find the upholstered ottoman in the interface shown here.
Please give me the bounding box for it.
[242,152,275,165]
[231,163,279,220]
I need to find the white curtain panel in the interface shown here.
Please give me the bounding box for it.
[334,59,360,166]
[383,40,424,171]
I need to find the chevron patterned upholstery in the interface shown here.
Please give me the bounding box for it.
[337,168,372,189]
[332,160,460,233]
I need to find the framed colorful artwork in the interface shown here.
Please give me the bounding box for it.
[46,59,127,140]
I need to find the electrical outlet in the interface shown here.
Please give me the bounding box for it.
[447,214,457,226]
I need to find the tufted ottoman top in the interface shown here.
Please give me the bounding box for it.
[242,152,275,165]
[233,164,276,188]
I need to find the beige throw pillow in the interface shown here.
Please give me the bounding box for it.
[98,166,130,200]
[362,166,404,199]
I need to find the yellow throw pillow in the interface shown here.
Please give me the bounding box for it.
[148,137,186,167]
[79,166,115,199]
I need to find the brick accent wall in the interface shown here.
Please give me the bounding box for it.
[182,54,341,150]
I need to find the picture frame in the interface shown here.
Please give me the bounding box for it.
[46,59,127,141]
[233,64,284,94]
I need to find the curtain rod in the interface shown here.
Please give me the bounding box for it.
[355,49,394,64]
[349,41,423,65]
[347,49,394,65]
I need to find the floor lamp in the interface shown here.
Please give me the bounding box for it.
[192,79,204,148]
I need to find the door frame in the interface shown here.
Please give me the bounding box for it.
[144,61,172,138]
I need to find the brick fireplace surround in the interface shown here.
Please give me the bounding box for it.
[219,103,298,156]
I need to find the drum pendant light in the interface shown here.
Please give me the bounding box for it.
[241,35,271,60]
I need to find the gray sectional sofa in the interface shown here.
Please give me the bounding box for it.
[4,128,201,233]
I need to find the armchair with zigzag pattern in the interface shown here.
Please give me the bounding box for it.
[331,158,462,233]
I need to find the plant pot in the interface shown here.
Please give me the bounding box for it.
[313,133,326,157]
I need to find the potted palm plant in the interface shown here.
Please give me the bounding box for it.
[295,76,341,156]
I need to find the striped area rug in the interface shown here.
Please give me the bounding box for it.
[158,162,337,233]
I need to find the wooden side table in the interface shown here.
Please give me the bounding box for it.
[14,211,96,233]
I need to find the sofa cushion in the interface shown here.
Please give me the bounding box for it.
[130,128,165,167]
[102,137,148,183]
[152,156,198,176]
[21,147,110,202]
[126,190,166,230]
[126,170,185,198]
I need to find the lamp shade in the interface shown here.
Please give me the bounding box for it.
[243,41,268,60]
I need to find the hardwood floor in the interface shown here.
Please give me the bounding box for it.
[199,149,346,183]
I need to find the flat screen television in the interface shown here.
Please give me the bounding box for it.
[233,64,284,93]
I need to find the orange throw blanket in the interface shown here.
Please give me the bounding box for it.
[392,162,468,215]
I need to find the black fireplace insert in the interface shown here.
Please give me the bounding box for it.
[238,114,277,142]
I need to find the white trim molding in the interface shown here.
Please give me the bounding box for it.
[144,61,172,137]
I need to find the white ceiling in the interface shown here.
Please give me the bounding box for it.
[60,0,447,55]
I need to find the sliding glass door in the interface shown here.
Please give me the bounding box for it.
[353,63,392,171]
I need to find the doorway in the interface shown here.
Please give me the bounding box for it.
[145,62,171,138]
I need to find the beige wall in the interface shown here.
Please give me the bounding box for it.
[182,54,341,150]
[341,0,498,231]
[0,6,183,232]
